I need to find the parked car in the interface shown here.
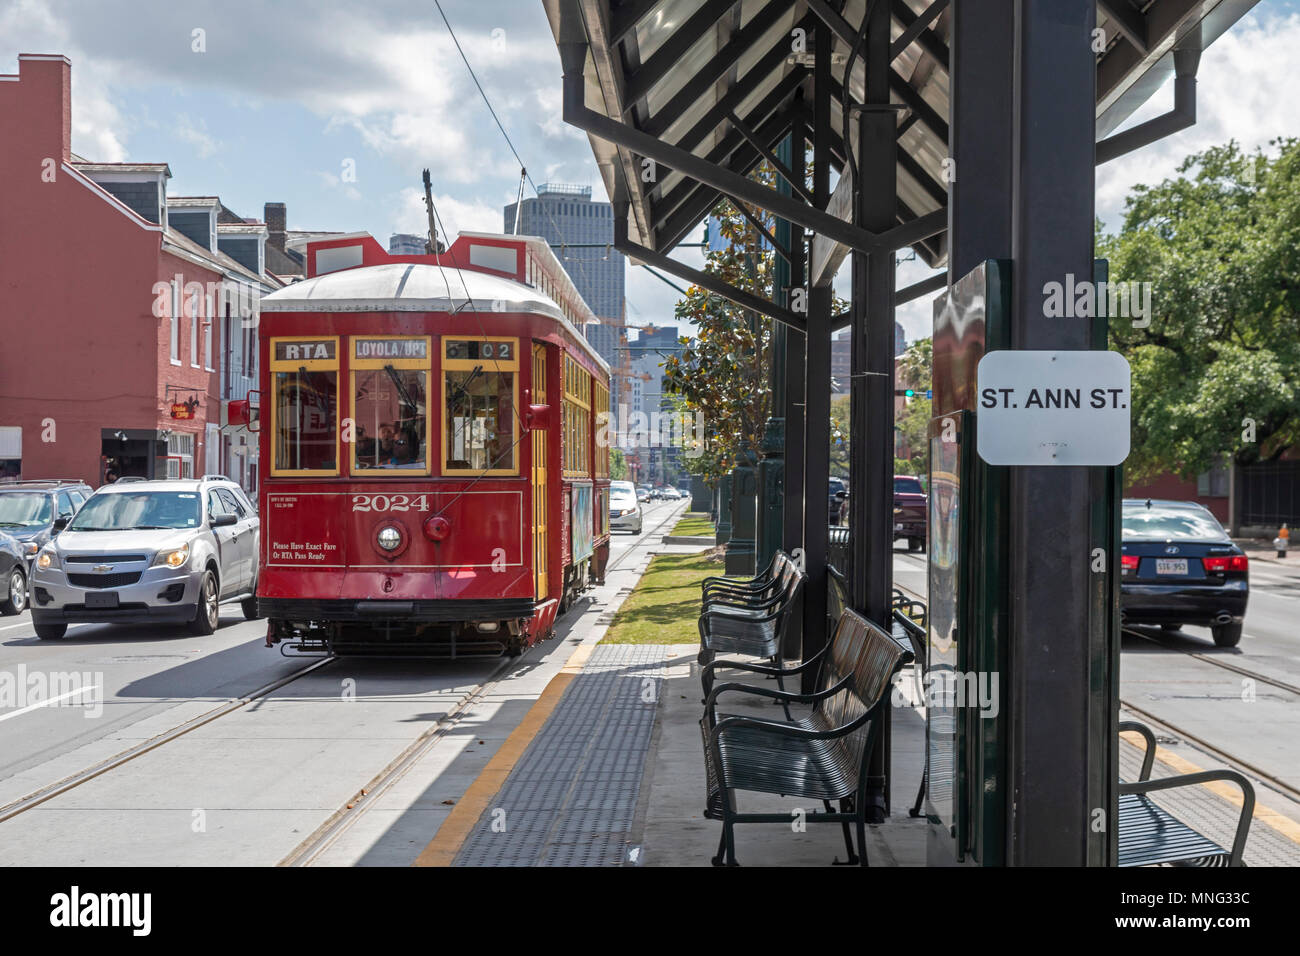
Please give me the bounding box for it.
[0,530,30,615]
[893,475,928,552]
[828,477,846,524]
[29,477,261,640]
[609,480,643,534]
[1120,498,1248,647]
[835,476,928,552]
[661,487,681,500]
[0,479,93,573]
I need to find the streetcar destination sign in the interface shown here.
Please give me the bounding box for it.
[975,350,1131,466]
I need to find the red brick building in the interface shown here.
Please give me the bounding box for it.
[0,55,281,488]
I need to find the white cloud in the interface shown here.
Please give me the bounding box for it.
[1097,9,1300,228]
[175,112,216,158]
[390,186,499,241]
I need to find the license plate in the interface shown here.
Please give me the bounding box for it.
[85,591,119,609]
[1155,558,1188,575]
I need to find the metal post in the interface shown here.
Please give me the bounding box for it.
[949,0,1104,866]
[757,132,796,570]
[800,24,833,693]
[849,0,895,825]
[783,111,808,660]
[1007,0,1103,867]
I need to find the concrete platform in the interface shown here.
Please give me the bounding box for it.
[634,648,927,867]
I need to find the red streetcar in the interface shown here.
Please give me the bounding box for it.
[247,230,612,656]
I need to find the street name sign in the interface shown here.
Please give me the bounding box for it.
[975,350,1131,466]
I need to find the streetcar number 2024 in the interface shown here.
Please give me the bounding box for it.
[351,494,431,513]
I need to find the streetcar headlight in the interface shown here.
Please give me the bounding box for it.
[377,526,402,551]
[37,548,58,570]
[153,547,191,568]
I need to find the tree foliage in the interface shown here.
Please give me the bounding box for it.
[662,175,778,485]
[1100,140,1300,481]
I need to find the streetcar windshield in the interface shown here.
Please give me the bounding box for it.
[354,367,428,471]
[445,368,515,472]
[273,369,337,472]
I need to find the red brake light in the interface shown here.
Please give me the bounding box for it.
[1121,555,1139,571]
[1202,555,1248,573]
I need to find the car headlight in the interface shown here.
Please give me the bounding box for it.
[153,547,191,568]
[36,549,58,570]
[24,542,39,556]
[377,526,402,551]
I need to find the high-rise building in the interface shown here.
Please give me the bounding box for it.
[506,183,627,410]
[505,184,624,320]
[389,233,426,255]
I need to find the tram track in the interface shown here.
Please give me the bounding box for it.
[0,503,684,845]
[0,655,334,824]
[892,560,1300,807]
[280,500,685,865]
[1120,625,1300,697]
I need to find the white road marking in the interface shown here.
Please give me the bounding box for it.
[0,684,101,723]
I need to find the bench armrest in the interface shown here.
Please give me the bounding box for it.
[712,703,875,745]
[1120,770,1255,866]
[1118,720,1157,782]
[704,673,852,725]
[700,644,828,684]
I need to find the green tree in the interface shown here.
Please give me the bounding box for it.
[663,177,778,485]
[893,337,932,475]
[1100,140,1300,481]
[830,394,850,476]
[610,448,628,480]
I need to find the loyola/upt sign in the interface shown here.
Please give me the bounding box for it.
[975,351,1131,466]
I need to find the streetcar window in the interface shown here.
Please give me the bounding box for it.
[273,370,338,472]
[350,338,432,476]
[444,370,515,473]
[269,337,339,476]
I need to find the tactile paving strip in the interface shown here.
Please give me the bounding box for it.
[454,644,669,866]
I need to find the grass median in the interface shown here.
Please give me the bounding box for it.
[602,550,721,644]
[670,514,715,537]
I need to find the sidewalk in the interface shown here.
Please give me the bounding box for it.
[435,540,928,867]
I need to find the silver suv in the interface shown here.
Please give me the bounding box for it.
[30,477,260,640]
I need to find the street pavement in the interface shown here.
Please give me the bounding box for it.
[3,513,1294,866]
[893,545,1300,865]
[0,500,685,866]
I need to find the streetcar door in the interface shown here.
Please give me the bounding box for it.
[531,343,549,601]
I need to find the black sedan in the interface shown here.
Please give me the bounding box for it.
[1120,498,1248,647]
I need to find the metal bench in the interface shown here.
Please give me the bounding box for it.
[697,559,806,712]
[700,608,905,866]
[700,550,793,611]
[1118,721,1254,867]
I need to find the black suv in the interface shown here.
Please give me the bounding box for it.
[0,479,93,573]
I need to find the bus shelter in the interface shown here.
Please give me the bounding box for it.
[542,0,1260,865]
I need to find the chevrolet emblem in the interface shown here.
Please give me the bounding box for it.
[93,564,113,573]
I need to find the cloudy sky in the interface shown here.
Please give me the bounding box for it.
[3,0,1298,340]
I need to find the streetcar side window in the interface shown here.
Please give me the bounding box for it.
[269,337,339,476]
[562,354,592,478]
[351,336,431,475]
[442,338,520,476]
[593,380,610,478]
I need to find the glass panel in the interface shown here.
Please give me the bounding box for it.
[0,492,51,529]
[354,368,428,471]
[274,370,337,471]
[445,370,515,471]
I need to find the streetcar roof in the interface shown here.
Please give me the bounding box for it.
[259,262,609,373]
